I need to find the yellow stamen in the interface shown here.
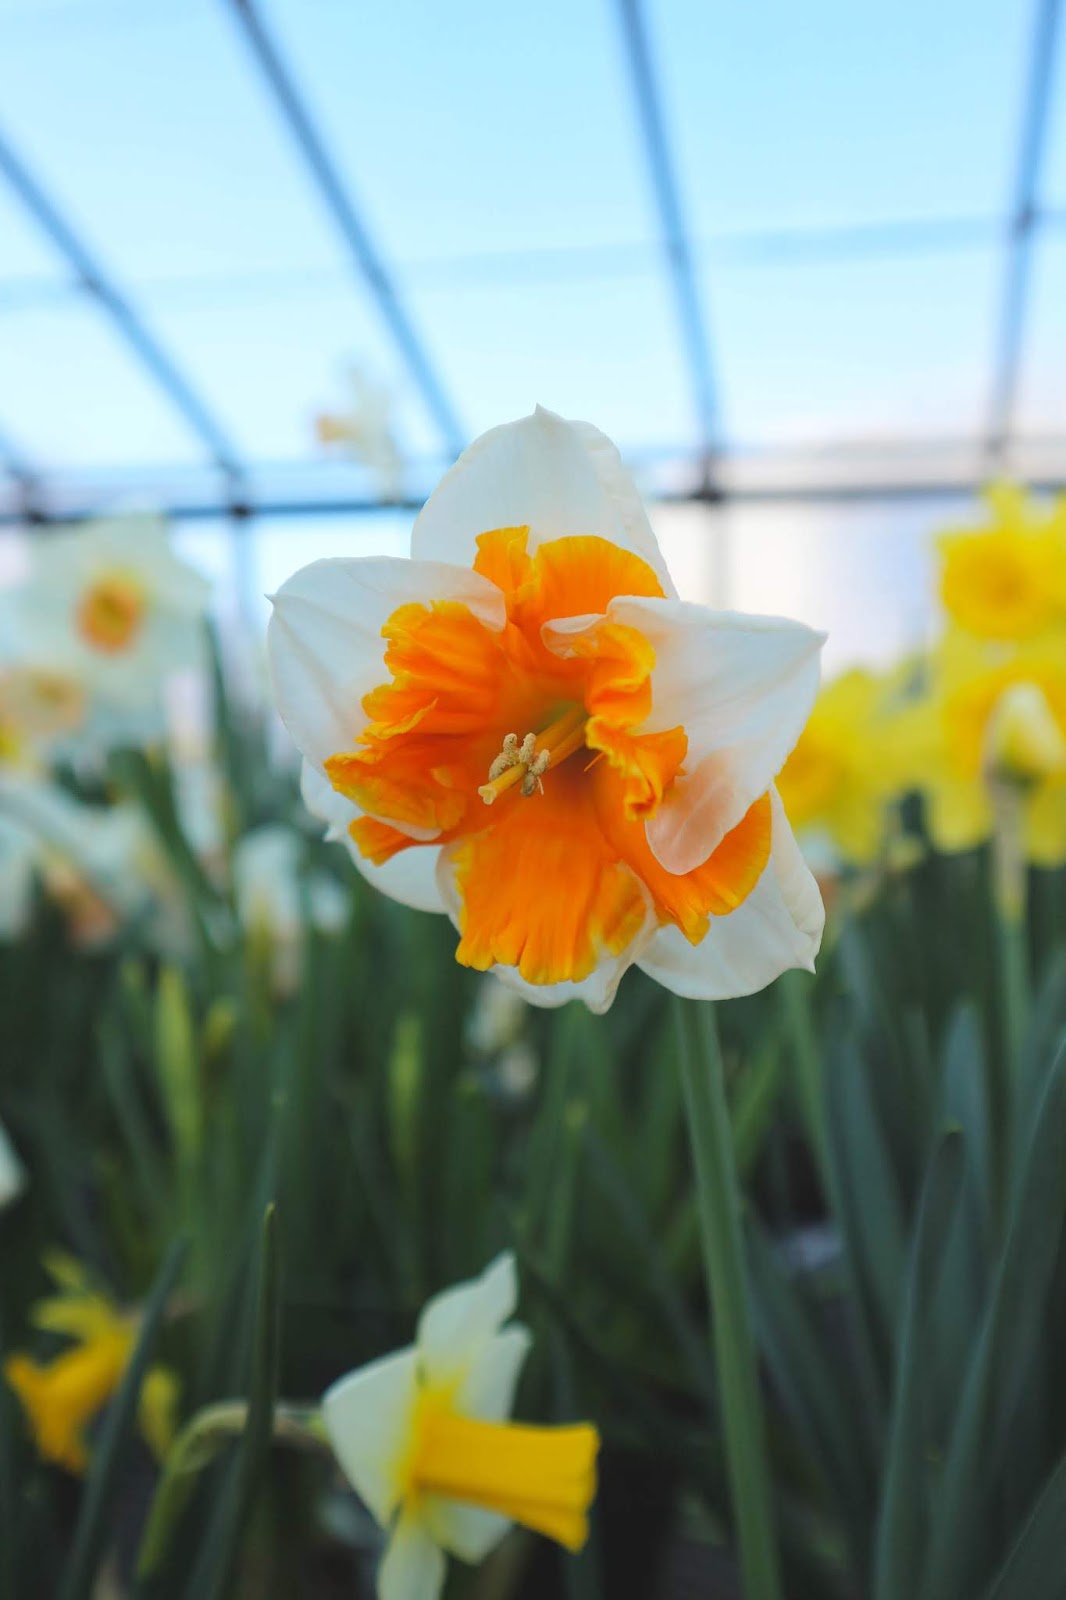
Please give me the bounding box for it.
[479,706,587,805]
[409,1401,599,1552]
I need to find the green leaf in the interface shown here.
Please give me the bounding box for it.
[673,997,783,1600]
[873,1130,964,1600]
[980,1446,1066,1600]
[919,1042,1066,1600]
[181,1203,282,1600]
[746,1220,874,1577]
[59,1236,187,1600]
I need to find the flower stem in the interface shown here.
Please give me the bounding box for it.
[990,779,1030,1076]
[778,968,829,1184]
[673,998,783,1600]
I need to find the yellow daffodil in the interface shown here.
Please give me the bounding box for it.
[269,409,825,1012]
[938,484,1066,642]
[3,1254,178,1475]
[777,668,907,866]
[323,1253,598,1600]
[900,633,1066,865]
[15,514,209,725]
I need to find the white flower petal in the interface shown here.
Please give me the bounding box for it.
[600,596,823,874]
[637,790,824,999]
[423,1494,512,1567]
[378,1510,447,1600]
[417,1254,518,1386]
[268,556,506,776]
[456,1324,533,1421]
[411,408,675,596]
[322,1347,419,1528]
[300,763,446,915]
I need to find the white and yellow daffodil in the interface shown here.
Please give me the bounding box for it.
[15,514,209,721]
[269,409,825,1012]
[232,824,348,994]
[323,1253,597,1600]
[0,777,188,952]
[0,1118,25,1212]
[315,366,404,500]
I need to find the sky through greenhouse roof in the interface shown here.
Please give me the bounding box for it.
[0,0,1062,522]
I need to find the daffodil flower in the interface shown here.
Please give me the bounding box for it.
[323,1253,597,1600]
[15,514,209,723]
[232,824,349,994]
[3,1253,178,1475]
[269,409,825,1011]
[897,633,1066,865]
[777,667,909,867]
[939,484,1066,642]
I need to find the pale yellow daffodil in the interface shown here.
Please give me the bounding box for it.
[323,1253,598,1600]
[3,1253,178,1475]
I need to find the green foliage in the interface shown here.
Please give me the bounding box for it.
[5,669,1066,1597]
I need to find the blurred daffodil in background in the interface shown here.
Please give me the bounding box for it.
[323,1252,598,1600]
[13,514,210,746]
[232,823,349,994]
[315,364,405,500]
[939,483,1066,643]
[270,408,825,1012]
[3,1254,178,1475]
[777,667,911,868]
[900,632,1066,864]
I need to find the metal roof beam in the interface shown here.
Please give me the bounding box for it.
[985,0,1063,459]
[226,0,465,459]
[616,0,720,491]
[0,127,246,491]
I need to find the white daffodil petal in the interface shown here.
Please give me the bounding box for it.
[456,1324,533,1421]
[423,1493,512,1567]
[300,762,446,915]
[416,1254,518,1385]
[603,596,823,874]
[411,408,675,596]
[0,1120,25,1211]
[322,1347,419,1528]
[378,1510,448,1600]
[268,557,506,776]
[637,791,824,999]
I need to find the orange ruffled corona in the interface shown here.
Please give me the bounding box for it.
[323,529,771,989]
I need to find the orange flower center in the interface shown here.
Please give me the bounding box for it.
[77,572,146,654]
[326,529,772,987]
